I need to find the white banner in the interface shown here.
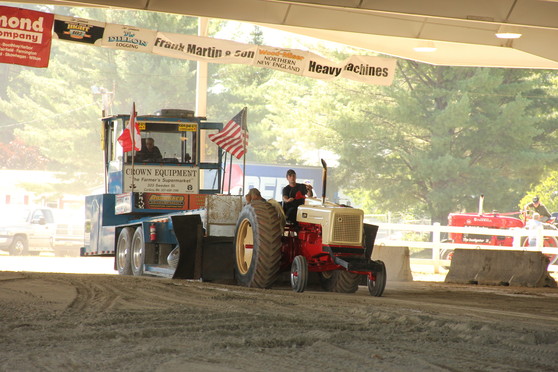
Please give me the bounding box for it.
[123,165,199,194]
[46,8,397,85]
[101,23,157,53]
[133,31,396,85]
[340,55,396,86]
[254,47,307,75]
[153,32,257,65]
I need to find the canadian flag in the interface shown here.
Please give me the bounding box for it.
[117,102,141,152]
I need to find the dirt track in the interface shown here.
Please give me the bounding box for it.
[1,270,557,372]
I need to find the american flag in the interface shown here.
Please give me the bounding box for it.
[209,107,248,159]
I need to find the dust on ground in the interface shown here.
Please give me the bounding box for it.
[0,269,557,372]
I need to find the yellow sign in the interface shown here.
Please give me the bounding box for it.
[178,123,197,132]
[137,122,146,130]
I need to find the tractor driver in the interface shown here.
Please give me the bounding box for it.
[282,169,313,223]
[524,196,551,222]
[136,137,163,163]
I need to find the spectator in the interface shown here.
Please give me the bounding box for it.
[245,188,286,229]
[526,212,543,247]
[524,196,551,222]
[245,188,264,204]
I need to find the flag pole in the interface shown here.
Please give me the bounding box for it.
[242,107,247,197]
[242,153,246,197]
[130,102,136,191]
[227,152,233,195]
[221,149,227,194]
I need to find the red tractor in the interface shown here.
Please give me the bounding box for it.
[233,160,387,296]
[444,196,558,265]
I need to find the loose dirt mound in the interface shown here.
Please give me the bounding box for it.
[1,271,557,371]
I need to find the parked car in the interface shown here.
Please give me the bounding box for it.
[52,208,85,257]
[0,206,56,255]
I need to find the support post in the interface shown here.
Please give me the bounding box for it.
[195,17,209,117]
[432,222,441,274]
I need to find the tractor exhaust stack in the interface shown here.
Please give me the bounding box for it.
[478,194,484,215]
[320,159,327,205]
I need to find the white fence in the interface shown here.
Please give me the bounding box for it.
[366,218,558,273]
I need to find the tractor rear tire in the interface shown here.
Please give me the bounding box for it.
[321,269,361,293]
[234,200,282,288]
[290,255,308,293]
[116,227,133,276]
[367,260,386,297]
[318,271,334,291]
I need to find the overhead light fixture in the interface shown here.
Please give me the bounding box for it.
[495,25,522,39]
[413,40,436,52]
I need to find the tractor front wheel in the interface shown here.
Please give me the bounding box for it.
[234,201,282,288]
[290,255,308,292]
[367,260,386,297]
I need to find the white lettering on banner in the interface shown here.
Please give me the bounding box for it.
[0,6,53,68]
[123,165,200,194]
[0,15,44,32]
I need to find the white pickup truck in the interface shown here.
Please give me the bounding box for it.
[0,206,85,256]
[0,206,56,256]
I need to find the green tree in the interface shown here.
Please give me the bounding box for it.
[0,40,104,190]
[519,171,558,213]
[0,6,205,193]
[299,62,558,222]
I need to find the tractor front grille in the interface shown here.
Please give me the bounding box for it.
[332,213,362,244]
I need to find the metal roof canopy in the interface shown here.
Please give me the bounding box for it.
[13,0,558,69]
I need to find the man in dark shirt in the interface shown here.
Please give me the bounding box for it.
[282,169,313,223]
[524,196,551,222]
[136,137,162,162]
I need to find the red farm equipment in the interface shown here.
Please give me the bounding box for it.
[444,196,558,266]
